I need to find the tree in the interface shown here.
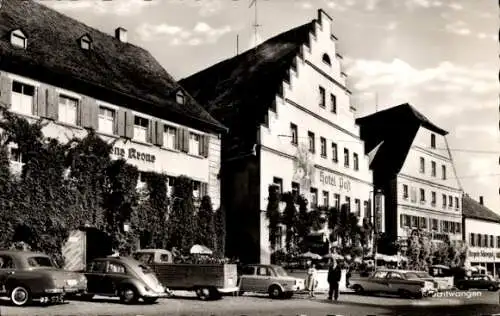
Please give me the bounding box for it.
[0,142,14,249]
[168,175,197,254]
[281,192,297,252]
[295,195,310,252]
[197,195,216,250]
[265,185,281,250]
[214,206,226,258]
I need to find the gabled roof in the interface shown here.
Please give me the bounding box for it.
[355,103,448,178]
[0,0,225,133]
[462,195,500,224]
[180,20,316,152]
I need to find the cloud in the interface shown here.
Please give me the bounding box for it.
[39,0,158,16]
[136,22,231,45]
[465,157,500,187]
[365,0,380,10]
[445,21,471,36]
[455,125,499,139]
[169,0,223,17]
[448,3,463,10]
[324,0,348,12]
[295,2,313,9]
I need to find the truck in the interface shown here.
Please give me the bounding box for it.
[133,249,239,300]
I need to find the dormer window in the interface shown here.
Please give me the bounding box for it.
[322,53,331,66]
[176,90,185,105]
[10,29,27,49]
[79,35,92,50]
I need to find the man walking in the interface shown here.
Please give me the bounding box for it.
[327,260,341,301]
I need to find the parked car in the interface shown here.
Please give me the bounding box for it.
[0,250,87,306]
[455,274,500,291]
[348,269,437,298]
[238,264,304,299]
[81,256,167,304]
[133,249,239,300]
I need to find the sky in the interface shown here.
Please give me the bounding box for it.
[36,0,500,213]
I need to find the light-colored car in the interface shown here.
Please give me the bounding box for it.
[349,269,437,298]
[238,264,303,299]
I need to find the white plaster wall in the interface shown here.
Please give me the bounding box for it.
[464,218,500,264]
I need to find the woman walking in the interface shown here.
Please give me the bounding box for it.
[306,262,317,297]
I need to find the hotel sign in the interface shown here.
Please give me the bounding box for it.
[468,250,500,259]
[112,146,156,163]
[319,171,351,192]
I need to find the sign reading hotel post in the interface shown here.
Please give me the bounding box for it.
[112,146,156,163]
[318,171,351,192]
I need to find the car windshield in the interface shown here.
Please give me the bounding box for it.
[274,267,288,277]
[27,256,54,268]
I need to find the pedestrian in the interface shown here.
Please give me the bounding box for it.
[306,262,317,297]
[327,259,341,301]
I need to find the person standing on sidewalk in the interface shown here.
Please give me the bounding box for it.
[306,262,317,297]
[327,260,341,301]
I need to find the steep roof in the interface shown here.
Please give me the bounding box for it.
[355,103,448,178]
[180,21,315,153]
[0,0,225,133]
[462,195,500,224]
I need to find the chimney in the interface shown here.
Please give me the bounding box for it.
[115,27,127,43]
[479,196,484,205]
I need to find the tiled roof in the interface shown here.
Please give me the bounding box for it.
[355,103,448,177]
[462,195,500,223]
[180,20,315,153]
[0,0,225,133]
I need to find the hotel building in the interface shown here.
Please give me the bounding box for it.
[0,0,225,268]
[463,195,500,277]
[356,104,463,249]
[181,9,373,264]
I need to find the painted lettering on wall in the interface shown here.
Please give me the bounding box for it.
[112,147,156,163]
[468,250,500,259]
[319,171,351,192]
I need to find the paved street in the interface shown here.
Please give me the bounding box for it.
[0,290,499,316]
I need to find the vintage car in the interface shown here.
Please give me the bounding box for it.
[0,250,87,306]
[81,256,167,304]
[348,269,437,298]
[455,274,500,291]
[238,264,304,299]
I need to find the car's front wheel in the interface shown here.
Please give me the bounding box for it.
[119,286,138,304]
[10,286,32,307]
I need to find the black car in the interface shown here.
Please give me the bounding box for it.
[456,274,500,291]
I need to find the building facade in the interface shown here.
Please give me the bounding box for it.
[356,104,463,249]
[462,195,500,277]
[181,9,373,264]
[0,0,225,268]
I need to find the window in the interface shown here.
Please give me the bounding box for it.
[274,226,282,249]
[431,191,436,205]
[344,148,349,167]
[107,262,126,274]
[320,137,327,157]
[353,153,359,171]
[58,95,78,125]
[167,176,175,196]
[331,142,338,162]
[410,187,417,202]
[454,197,459,209]
[354,199,361,217]
[442,165,447,180]
[431,161,436,177]
[192,181,200,200]
[9,147,25,164]
[318,86,326,108]
[163,126,177,149]
[241,266,255,275]
[330,94,337,113]
[137,172,146,189]
[497,236,500,248]
[80,35,92,50]
[432,219,438,231]
[27,256,53,268]
[322,53,331,65]
[0,255,15,269]
[442,194,447,208]
[333,194,340,209]
[420,217,427,229]
[273,177,283,194]
[448,196,453,207]
[402,184,409,199]
[456,222,461,233]
[90,261,107,273]
[345,196,351,211]
[176,91,185,104]
[291,182,300,199]
[419,188,425,202]
[310,188,318,207]
[290,123,298,146]
[257,267,272,276]
[490,236,495,248]
[363,201,370,218]
[411,216,418,228]
[134,116,149,142]
[400,214,409,227]
[419,157,425,173]
[308,131,315,153]
[98,106,115,134]
[10,30,27,49]
[322,191,329,207]
[189,132,201,155]
[373,271,388,279]
[431,134,436,149]
[11,81,34,115]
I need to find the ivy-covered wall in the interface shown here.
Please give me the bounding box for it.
[0,109,225,264]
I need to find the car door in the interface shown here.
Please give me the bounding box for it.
[386,272,405,294]
[478,275,490,289]
[370,271,389,292]
[239,266,256,292]
[86,260,108,294]
[254,266,273,293]
[104,261,129,296]
[0,255,16,295]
